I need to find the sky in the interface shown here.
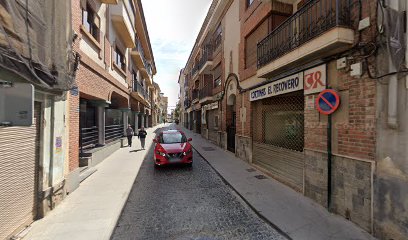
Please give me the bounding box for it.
[141,0,212,112]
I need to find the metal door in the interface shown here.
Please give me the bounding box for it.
[227,112,236,152]
[252,92,304,191]
[0,101,41,239]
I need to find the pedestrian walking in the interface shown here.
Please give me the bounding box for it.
[138,126,147,150]
[126,124,134,147]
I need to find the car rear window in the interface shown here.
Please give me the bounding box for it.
[160,133,187,144]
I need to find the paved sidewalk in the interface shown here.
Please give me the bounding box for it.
[180,126,376,240]
[22,124,165,240]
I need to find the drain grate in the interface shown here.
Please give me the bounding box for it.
[254,174,267,179]
[202,147,215,151]
[246,168,256,172]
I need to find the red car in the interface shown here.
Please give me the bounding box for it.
[153,130,193,167]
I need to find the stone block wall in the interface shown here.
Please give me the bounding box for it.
[305,149,373,232]
[236,135,252,162]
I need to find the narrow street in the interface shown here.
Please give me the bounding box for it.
[112,128,286,240]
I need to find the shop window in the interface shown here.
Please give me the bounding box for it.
[82,4,100,42]
[114,47,126,71]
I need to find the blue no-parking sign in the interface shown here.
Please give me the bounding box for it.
[316,89,340,115]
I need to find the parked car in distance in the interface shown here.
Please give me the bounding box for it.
[153,130,193,167]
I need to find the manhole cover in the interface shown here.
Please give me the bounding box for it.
[246,168,256,172]
[202,147,215,151]
[254,175,267,179]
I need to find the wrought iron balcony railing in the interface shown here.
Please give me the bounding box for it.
[184,99,191,108]
[192,64,199,77]
[192,89,199,100]
[133,81,149,100]
[199,83,213,100]
[198,45,213,71]
[257,0,351,68]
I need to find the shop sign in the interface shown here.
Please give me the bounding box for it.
[250,72,304,101]
[304,64,326,95]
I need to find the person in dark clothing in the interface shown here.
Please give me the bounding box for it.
[138,126,147,149]
[126,124,134,147]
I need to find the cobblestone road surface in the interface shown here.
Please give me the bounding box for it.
[111,129,286,240]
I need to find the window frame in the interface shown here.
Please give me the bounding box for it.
[82,4,100,42]
[114,46,126,72]
[246,0,254,9]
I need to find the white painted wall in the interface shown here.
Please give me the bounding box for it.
[51,99,66,184]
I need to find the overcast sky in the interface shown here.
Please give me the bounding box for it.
[141,0,212,112]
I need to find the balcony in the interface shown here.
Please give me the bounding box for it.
[110,0,135,48]
[199,83,213,104]
[198,45,213,75]
[130,81,150,106]
[184,99,191,109]
[140,62,153,85]
[257,0,354,78]
[192,89,199,102]
[191,64,199,80]
[131,39,146,68]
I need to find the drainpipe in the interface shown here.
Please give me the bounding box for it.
[387,0,399,129]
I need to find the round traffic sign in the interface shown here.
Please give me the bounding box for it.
[316,89,340,115]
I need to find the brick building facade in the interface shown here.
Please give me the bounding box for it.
[67,0,157,193]
[180,0,408,239]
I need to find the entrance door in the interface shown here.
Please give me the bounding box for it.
[227,112,236,152]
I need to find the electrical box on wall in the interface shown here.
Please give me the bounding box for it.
[0,82,34,126]
[350,63,363,77]
[358,17,370,31]
[336,57,347,69]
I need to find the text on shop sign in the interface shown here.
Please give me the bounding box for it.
[250,72,304,101]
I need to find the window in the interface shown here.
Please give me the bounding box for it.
[213,64,222,88]
[114,47,126,71]
[132,70,137,90]
[246,0,254,8]
[82,4,100,41]
[214,115,219,129]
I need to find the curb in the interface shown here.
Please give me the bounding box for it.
[190,142,293,240]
